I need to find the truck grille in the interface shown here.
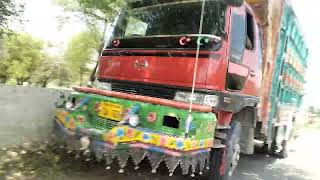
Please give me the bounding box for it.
[93,118,118,131]
[110,81,177,100]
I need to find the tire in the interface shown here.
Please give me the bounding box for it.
[209,121,242,180]
[269,126,289,159]
[278,140,288,159]
[226,0,244,7]
[267,124,278,155]
[270,139,278,155]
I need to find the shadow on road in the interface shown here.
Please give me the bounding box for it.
[233,153,312,180]
[2,133,319,180]
[52,152,313,180]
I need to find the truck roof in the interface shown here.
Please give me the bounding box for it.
[127,0,264,26]
[127,0,223,9]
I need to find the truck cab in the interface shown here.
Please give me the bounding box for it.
[98,1,262,121]
[94,0,263,178]
[54,1,308,179]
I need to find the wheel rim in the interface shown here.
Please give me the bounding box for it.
[228,139,240,177]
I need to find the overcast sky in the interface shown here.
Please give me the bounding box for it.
[22,0,85,46]
[291,0,320,108]
[21,0,320,108]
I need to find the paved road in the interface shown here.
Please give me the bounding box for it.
[234,132,320,180]
[61,131,320,180]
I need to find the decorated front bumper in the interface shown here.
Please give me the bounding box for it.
[54,90,217,175]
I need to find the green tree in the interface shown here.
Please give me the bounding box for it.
[0,33,44,85]
[54,0,123,24]
[54,0,124,82]
[0,58,9,83]
[31,56,59,87]
[0,0,24,37]
[31,54,73,88]
[56,63,73,87]
[309,106,316,114]
[64,29,101,86]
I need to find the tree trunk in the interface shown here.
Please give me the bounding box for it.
[41,79,49,88]
[16,79,23,85]
[80,69,83,86]
[0,77,7,84]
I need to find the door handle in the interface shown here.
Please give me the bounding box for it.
[250,70,256,77]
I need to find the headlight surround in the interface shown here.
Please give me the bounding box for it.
[97,82,112,91]
[204,95,219,107]
[65,101,74,109]
[174,92,204,105]
[174,92,219,107]
[128,114,140,127]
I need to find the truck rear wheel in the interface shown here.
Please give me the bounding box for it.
[278,140,288,158]
[269,125,291,159]
[209,121,241,180]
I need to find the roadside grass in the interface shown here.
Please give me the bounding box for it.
[304,121,320,132]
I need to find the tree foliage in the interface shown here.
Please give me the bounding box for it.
[31,61,72,88]
[55,0,123,23]
[55,63,73,87]
[55,0,124,83]
[0,0,24,37]
[308,106,320,118]
[0,33,44,85]
[64,29,101,86]
[0,33,73,87]
[0,58,9,84]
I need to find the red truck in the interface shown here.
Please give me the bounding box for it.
[54,0,308,179]
[100,0,262,178]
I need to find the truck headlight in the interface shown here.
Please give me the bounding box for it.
[174,92,219,107]
[97,82,112,91]
[65,101,74,109]
[174,92,204,105]
[204,95,219,107]
[128,114,140,127]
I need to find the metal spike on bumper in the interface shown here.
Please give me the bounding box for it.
[198,152,210,175]
[130,148,147,169]
[180,156,191,175]
[164,156,181,176]
[92,146,211,177]
[204,151,210,170]
[148,152,164,173]
[191,156,198,177]
[60,133,212,176]
[114,149,130,173]
[93,148,104,162]
[104,149,113,170]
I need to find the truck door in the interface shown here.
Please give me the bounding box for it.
[227,6,262,97]
[241,9,263,96]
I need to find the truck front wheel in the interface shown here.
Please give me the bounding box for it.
[210,121,241,180]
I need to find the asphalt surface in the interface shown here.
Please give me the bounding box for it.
[60,131,320,180]
[234,131,320,180]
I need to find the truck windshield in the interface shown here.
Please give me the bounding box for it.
[113,1,226,38]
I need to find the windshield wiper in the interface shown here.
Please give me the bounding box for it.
[116,34,221,42]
